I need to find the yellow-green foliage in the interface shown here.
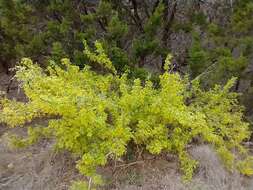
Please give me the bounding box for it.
[0,42,252,181]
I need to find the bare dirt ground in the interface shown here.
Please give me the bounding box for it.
[1,71,253,190]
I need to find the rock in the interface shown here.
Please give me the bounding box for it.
[7,163,14,169]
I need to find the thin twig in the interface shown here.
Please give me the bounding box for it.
[115,160,144,168]
[88,177,92,190]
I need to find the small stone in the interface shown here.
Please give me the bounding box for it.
[7,163,14,169]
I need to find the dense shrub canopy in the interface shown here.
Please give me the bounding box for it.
[0,42,252,182]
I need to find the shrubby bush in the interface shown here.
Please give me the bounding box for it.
[0,42,252,186]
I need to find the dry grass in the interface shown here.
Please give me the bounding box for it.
[0,130,82,190]
[105,145,253,190]
[1,128,253,190]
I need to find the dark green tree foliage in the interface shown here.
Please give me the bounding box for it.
[0,0,252,84]
[133,2,165,67]
[0,0,32,70]
[188,0,253,88]
[232,0,253,35]
[188,32,209,78]
[50,42,67,63]
[0,0,178,75]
